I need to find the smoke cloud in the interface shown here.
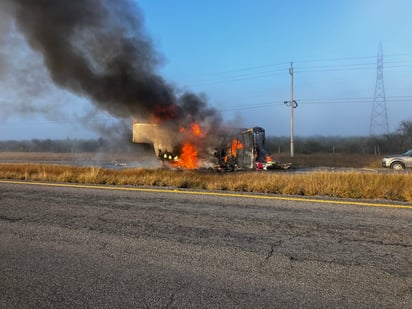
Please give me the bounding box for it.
[1,0,222,130]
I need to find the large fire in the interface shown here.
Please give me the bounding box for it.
[174,142,198,169]
[170,122,203,169]
[221,138,244,164]
[132,121,292,171]
[231,138,243,156]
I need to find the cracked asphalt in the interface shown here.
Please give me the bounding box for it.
[0,182,411,308]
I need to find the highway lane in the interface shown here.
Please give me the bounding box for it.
[0,181,411,308]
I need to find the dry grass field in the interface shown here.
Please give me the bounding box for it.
[0,152,411,202]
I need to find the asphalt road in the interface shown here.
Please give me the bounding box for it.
[0,181,411,308]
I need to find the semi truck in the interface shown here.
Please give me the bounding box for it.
[132,122,291,171]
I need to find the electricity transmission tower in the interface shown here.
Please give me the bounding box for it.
[369,42,389,135]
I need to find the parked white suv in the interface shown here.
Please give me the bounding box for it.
[382,149,412,170]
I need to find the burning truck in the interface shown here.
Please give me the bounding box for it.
[132,121,291,171]
[4,0,291,173]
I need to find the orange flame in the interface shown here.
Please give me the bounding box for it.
[156,122,203,169]
[231,139,243,157]
[191,123,202,136]
[173,142,198,169]
[178,123,202,136]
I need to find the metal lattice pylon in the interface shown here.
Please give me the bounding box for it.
[369,42,389,135]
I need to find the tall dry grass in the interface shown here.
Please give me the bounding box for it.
[0,163,411,202]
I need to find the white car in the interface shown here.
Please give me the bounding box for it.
[382,149,412,170]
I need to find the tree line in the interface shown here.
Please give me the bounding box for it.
[0,138,149,153]
[266,119,412,155]
[1,119,411,155]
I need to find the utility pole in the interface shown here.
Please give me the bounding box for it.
[284,62,298,157]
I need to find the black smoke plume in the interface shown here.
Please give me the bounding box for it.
[2,0,221,129]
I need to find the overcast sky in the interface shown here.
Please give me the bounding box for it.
[1,0,412,140]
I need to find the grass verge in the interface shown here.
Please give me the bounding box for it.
[0,163,411,202]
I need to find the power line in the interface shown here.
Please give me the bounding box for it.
[192,61,289,77]
[183,67,288,87]
[181,55,412,87]
[296,63,412,74]
[221,95,412,111]
[300,95,412,103]
[292,52,412,64]
[220,101,280,111]
[203,53,412,76]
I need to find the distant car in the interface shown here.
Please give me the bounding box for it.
[382,149,412,170]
